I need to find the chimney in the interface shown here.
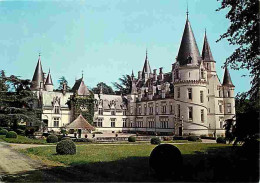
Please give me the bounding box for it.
[159,67,164,81]
[138,71,142,79]
[153,69,157,81]
[62,82,67,95]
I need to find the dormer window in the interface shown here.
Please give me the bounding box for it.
[54,106,60,114]
[98,108,103,115]
[111,110,116,116]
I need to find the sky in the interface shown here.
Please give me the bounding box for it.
[0,0,251,94]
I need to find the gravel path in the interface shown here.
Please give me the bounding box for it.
[0,142,44,175]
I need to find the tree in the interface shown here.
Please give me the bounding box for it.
[92,82,114,94]
[58,76,71,90]
[0,74,42,131]
[216,0,259,100]
[224,92,259,144]
[0,70,8,92]
[113,74,132,95]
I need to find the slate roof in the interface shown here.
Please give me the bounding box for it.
[142,51,152,76]
[66,114,95,130]
[94,94,126,110]
[202,31,214,61]
[177,18,201,66]
[222,67,234,87]
[45,69,53,85]
[72,78,90,96]
[31,56,44,90]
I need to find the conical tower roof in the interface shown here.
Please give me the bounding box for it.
[222,67,234,87]
[45,69,53,85]
[142,50,152,75]
[177,16,201,66]
[202,30,214,61]
[31,55,44,90]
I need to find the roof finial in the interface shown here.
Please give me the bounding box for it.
[81,70,84,79]
[48,68,50,73]
[146,48,148,58]
[39,52,41,57]
[205,28,207,35]
[186,1,189,19]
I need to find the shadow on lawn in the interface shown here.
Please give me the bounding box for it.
[2,145,259,182]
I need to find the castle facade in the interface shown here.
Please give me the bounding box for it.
[30,14,235,137]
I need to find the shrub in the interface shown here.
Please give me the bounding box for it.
[73,138,93,143]
[149,144,182,178]
[200,134,207,139]
[46,135,58,143]
[6,131,17,138]
[56,140,76,155]
[128,136,136,142]
[216,137,226,144]
[163,136,171,141]
[0,129,8,135]
[16,129,25,135]
[187,136,200,141]
[173,136,187,140]
[151,137,161,145]
[0,127,2,130]
[61,137,72,141]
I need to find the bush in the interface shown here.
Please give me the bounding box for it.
[187,136,200,141]
[0,129,8,135]
[6,131,17,138]
[56,140,76,155]
[73,138,93,143]
[16,129,25,135]
[61,137,72,141]
[47,135,58,143]
[173,136,187,140]
[216,137,226,144]
[149,144,182,178]
[128,136,136,142]
[151,137,161,145]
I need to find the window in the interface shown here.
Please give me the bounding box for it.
[111,118,115,127]
[123,110,126,116]
[144,105,147,115]
[189,72,191,78]
[200,91,203,103]
[162,91,165,98]
[170,103,173,114]
[219,90,221,97]
[98,118,103,127]
[207,63,209,69]
[160,118,169,128]
[122,118,127,127]
[227,91,230,97]
[138,105,142,115]
[149,104,153,114]
[156,103,159,114]
[177,87,180,98]
[219,101,223,113]
[201,109,204,122]
[130,106,133,115]
[177,104,181,118]
[98,108,103,115]
[219,117,224,129]
[208,97,209,102]
[54,106,59,114]
[188,88,192,100]
[53,117,59,127]
[161,103,167,114]
[227,103,231,113]
[208,89,209,94]
[201,70,205,79]
[188,107,193,120]
[111,110,116,115]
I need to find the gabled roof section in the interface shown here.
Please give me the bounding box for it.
[72,78,90,96]
[202,30,214,61]
[142,50,152,75]
[45,69,53,85]
[66,114,95,130]
[177,17,201,66]
[31,55,44,90]
[222,67,235,87]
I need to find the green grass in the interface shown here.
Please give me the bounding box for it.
[21,143,227,166]
[4,143,258,182]
[0,135,47,144]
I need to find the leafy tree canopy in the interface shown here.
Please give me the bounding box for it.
[58,76,71,91]
[217,0,259,100]
[0,72,41,130]
[92,82,114,94]
[113,75,132,95]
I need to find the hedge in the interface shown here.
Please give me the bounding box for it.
[6,131,17,138]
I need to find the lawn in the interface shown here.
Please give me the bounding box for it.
[2,143,259,182]
[0,135,47,144]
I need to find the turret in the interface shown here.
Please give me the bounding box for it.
[45,69,53,92]
[141,50,151,82]
[31,54,44,91]
[202,30,216,73]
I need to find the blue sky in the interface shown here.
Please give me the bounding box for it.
[0,0,251,94]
